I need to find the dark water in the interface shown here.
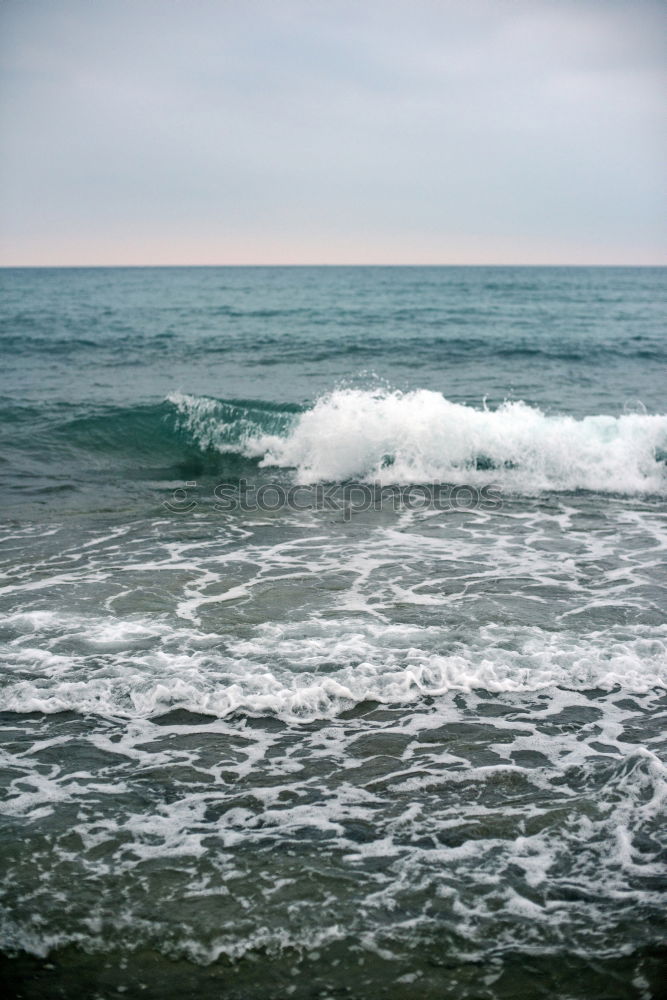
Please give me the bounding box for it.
[0,267,666,998]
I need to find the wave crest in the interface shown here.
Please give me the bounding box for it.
[19,390,666,495]
[242,389,667,494]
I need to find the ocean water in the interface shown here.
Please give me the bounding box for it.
[0,266,666,999]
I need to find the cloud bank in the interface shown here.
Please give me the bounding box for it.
[0,0,664,264]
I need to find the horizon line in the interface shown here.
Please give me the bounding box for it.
[1,262,666,269]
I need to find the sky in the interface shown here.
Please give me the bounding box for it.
[0,0,665,265]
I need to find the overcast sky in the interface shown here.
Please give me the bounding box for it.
[0,0,664,265]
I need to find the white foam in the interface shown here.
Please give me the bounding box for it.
[1,614,665,721]
[253,389,667,492]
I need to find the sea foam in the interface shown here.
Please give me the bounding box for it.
[2,614,665,721]
[254,389,667,492]
[170,389,667,494]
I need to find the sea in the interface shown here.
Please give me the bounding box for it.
[0,266,666,999]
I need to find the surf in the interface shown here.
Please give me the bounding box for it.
[173,388,667,495]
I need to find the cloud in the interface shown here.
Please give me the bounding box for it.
[0,0,664,263]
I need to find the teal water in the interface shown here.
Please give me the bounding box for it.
[0,267,666,998]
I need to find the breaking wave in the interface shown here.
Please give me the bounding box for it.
[173,388,667,494]
[11,389,666,494]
